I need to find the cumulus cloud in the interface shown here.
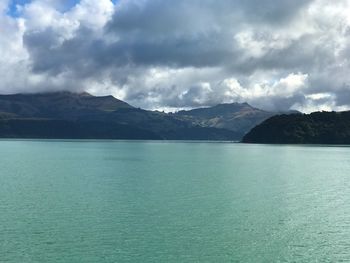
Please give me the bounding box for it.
[220,73,309,111]
[1,0,350,112]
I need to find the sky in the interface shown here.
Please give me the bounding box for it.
[1,0,350,112]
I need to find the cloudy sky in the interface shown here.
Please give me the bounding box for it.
[1,0,350,112]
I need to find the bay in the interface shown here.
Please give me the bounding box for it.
[1,140,350,262]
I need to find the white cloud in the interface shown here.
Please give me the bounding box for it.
[1,0,350,112]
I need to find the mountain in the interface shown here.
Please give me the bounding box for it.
[0,92,240,140]
[242,111,350,144]
[174,103,277,139]
[0,92,301,141]
[0,91,133,119]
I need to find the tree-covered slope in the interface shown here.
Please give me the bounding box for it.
[0,119,161,140]
[242,111,350,144]
[0,92,241,140]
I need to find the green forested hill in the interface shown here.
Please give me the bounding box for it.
[242,111,350,144]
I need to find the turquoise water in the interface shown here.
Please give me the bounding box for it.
[1,140,350,262]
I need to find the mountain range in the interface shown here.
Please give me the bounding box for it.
[0,91,284,140]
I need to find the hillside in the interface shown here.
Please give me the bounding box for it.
[0,92,241,140]
[175,103,276,139]
[242,111,350,144]
[0,119,160,140]
[0,92,133,119]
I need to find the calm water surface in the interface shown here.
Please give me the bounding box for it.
[1,140,350,262]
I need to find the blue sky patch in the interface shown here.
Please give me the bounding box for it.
[7,0,118,17]
[7,0,83,16]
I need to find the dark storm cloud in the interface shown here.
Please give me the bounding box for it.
[238,0,313,23]
[24,0,313,77]
[335,86,350,107]
[24,29,236,74]
[108,0,312,33]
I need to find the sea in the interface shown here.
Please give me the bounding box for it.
[1,140,350,262]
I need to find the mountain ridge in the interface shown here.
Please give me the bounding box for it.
[174,102,279,138]
[0,91,287,140]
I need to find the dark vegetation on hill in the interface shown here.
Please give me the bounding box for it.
[0,92,244,140]
[0,91,291,140]
[0,119,161,140]
[242,111,350,144]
